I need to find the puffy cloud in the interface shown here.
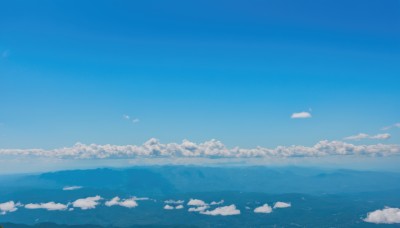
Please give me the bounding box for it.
[201,205,240,216]
[72,196,102,210]
[164,205,174,210]
[188,206,209,212]
[345,133,391,141]
[175,205,184,209]
[210,200,224,205]
[0,201,20,215]
[273,202,291,208]
[364,207,400,224]
[164,199,184,204]
[105,197,138,208]
[291,112,311,119]
[25,202,68,211]
[62,186,82,191]
[1,139,399,159]
[254,204,273,213]
[187,199,207,206]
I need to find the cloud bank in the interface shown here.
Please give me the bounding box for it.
[364,207,400,224]
[1,139,399,160]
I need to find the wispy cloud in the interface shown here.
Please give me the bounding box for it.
[123,114,140,124]
[382,123,400,131]
[291,111,312,119]
[364,207,400,224]
[25,202,68,211]
[344,133,391,141]
[63,186,82,191]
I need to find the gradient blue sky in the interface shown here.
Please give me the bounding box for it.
[0,0,399,150]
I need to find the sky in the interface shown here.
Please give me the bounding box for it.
[0,0,399,172]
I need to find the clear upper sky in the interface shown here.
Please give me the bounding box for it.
[0,0,399,149]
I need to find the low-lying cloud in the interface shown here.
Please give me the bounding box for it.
[0,201,20,215]
[105,197,138,208]
[254,204,273,214]
[73,196,102,210]
[25,202,68,211]
[1,138,399,159]
[273,202,291,209]
[201,205,240,216]
[364,207,400,224]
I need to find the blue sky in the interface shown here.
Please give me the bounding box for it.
[0,0,399,150]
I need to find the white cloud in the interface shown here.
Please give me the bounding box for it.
[0,201,20,215]
[273,202,291,208]
[364,207,400,224]
[25,202,68,211]
[164,199,184,204]
[188,205,209,212]
[1,139,400,159]
[345,133,391,141]
[382,123,400,131]
[175,205,184,209]
[187,199,207,206]
[105,197,138,208]
[73,196,102,210]
[132,118,140,124]
[201,205,240,216]
[123,114,130,120]
[254,204,273,213]
[62,186,82,191]
[291,112,312,119]
[210,200,224,205]
[164,205,174,210]
[123,114,139,124]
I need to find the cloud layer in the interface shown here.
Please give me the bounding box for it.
[1,139,399,160]
[364,207,400,224]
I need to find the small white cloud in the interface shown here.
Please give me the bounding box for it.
[254,204,273,214]
[164,199,184,204]
[345,133,391,141]
[210,200,224,205]
[105,197,138,208]
[62,186,82,191]
[187,199,207,206]
[273,202,291,209]
[123,114,130,120]
[291,112,312,119]
[0,201,20,215]
[175,205,184,209]
[201,204,240,216]
[164,205,174,210]
[132,118,140,124]
[131,197,150,201]
[25,202,68,211]
[188,205,209,212]
[364,207,400,224]
[72,196,102,210]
